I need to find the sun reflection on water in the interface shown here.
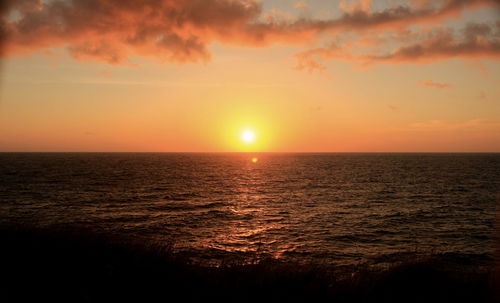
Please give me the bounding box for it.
[200,156,294,263]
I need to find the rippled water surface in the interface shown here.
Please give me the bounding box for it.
[1,153,499,265]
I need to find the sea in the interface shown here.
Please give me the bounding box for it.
[1,153,499,266]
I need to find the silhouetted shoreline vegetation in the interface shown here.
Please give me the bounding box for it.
[0,225,498,303]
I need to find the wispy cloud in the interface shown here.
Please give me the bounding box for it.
[339,0,372,13]
[387,104,400,112]
[417,80,453,89]
[408,119,498,131]
[294,1,309,9]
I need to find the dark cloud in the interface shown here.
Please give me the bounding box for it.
[322,0,498,30]
[1,0,499,65]
[2,0,264,63]
[373,23,500,63]
[294,22,500,72]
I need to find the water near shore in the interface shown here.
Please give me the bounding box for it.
[1,153,499,266]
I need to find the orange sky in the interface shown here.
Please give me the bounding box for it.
[1,0,500,152]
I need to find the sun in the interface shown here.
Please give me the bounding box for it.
[241,129,256,144]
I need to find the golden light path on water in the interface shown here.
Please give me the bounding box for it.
[196,155,297,263]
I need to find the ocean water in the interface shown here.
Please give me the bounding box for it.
[1,153,499,266]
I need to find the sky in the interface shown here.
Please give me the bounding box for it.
[0,0,499,152]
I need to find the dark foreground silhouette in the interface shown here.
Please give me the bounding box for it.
[0,226,498,303]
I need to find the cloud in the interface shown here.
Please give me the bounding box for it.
[2,0,265,64]
[370,23,500,63]
[294,22,500,72]
[387,104,399,111]
[339,0,372,13]
[1,0,499,65]
[294,1,309,9]
[320,0,499,32]
[408,119,498,131]
[418,80,453,89]
[98,70,110,77]
[2,0,328,64]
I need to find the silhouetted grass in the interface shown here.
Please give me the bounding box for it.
[0,225,497,302]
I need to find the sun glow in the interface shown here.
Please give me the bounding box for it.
[241,130,256,144]
[219,111,280,152]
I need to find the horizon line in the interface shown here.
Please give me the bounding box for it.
[1,151,499,154]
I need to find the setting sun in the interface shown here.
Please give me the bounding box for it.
[241,130,256,144]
